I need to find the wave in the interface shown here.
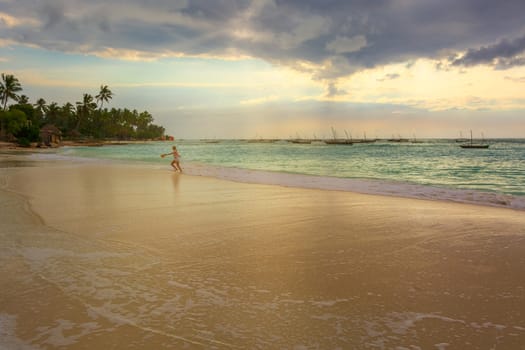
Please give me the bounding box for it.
[30,152,525,211]
[184,162,525,211]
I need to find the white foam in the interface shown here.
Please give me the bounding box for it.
[23,152,525,210]
[184,163,525,211]
[27,152,111,164]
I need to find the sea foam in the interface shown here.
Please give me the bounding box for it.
[29,152,525,211]
[184,162,525,211]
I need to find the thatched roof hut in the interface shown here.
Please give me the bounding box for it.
[40,124,62,146]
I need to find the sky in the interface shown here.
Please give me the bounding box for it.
[1,0,525,138]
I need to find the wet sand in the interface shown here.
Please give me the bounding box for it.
[1,155,525,349]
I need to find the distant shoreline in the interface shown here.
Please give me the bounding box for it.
[2,138,524,151]
[0,139,171,150]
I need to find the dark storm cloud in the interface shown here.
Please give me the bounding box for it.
[1,0,525,81]
[40,1,67,29]
[179,0,250,22]
[451,35,525,69]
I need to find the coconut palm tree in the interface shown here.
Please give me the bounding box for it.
[75,93,96,132]
[95,85,113,110]
[0,73,23,110]
[46,102,60,124]
[18,95,29,105]
[33,98,48,126]
[59,102,75,131]
[34,98,47,113]
[62,102,75,116]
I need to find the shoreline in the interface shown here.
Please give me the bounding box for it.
[6,148,524,212]
[0,139,169,150]
[183,162,525,212]
[1,155,525,348]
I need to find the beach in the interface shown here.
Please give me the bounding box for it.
[1,152,525,349]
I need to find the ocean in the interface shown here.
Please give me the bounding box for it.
[51,138,525,210]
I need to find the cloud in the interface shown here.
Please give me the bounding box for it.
[0,11,20,27]
[1,0,525,89]
[504,76,525,83]
[0,11,39,28]
[451,34,525,69]
[325,82,347,98]
[326,35,367,54]
[377,73,400,82]
[0,38,15,48]
[240,95,279,105]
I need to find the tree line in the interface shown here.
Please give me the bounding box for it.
[0,73,166,146]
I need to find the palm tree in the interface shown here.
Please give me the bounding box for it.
[95,85,113,110]
[46,102,60,124]
[18,95,29,105]
[60,102,75,130]
[33,98,48,126]
[0,73,23,110]
[34,98,47,114]
[62,102,75,116]
[75,93,96,132]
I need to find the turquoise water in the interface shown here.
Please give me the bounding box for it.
[59,139,525,198]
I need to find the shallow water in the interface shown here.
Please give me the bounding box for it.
[55,139,525,209]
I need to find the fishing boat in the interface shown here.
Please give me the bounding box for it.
[353,131,377,144]
[290,132,312,144]
[324,127,353,145]
[460,130,489,149]
[455,131,469,143]
[410,134,423,144]
[310,133,326,145]
[387,134,409,142]
[291,139,311,144]
[325,139,353,145]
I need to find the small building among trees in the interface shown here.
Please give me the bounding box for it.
[40,124,62,146]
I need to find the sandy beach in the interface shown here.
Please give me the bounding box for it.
[1,153,525,349]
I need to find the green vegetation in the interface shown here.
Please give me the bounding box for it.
[0,73,165,144]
